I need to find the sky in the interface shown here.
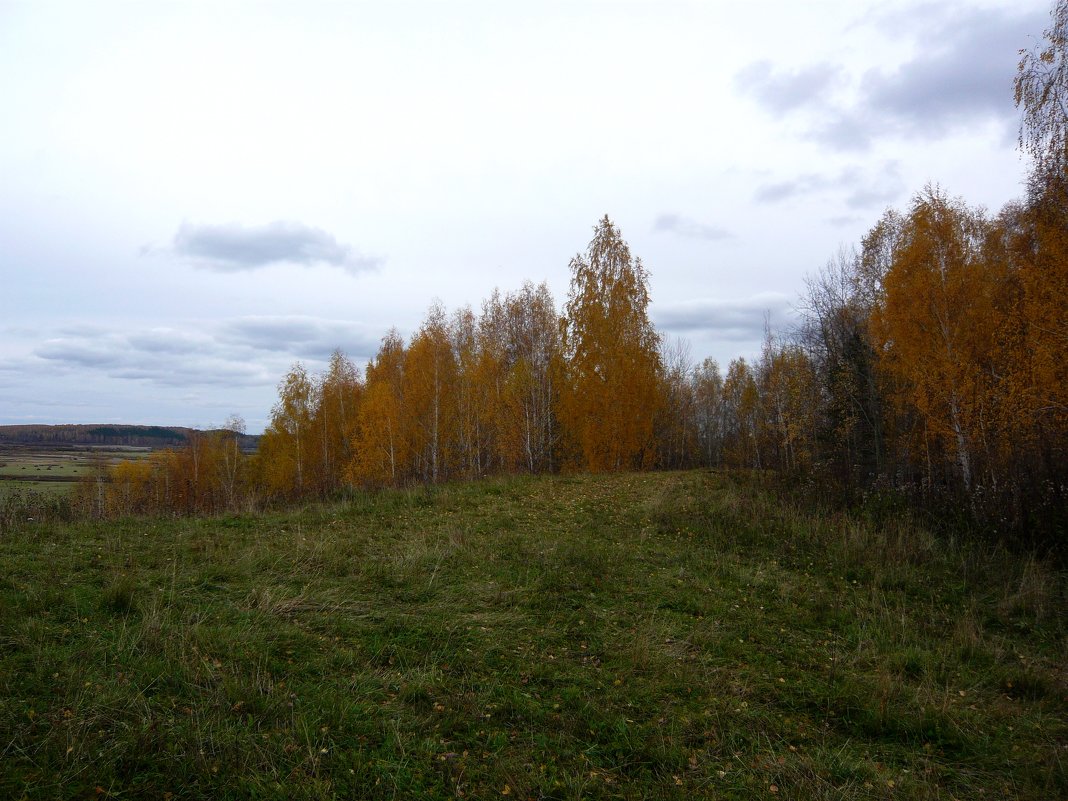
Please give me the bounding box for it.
[0,0,1051,432]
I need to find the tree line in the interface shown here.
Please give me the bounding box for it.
[88,3,1066,545]
[0,424,192,448]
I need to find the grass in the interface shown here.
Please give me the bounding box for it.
[0,445,150,498]
[0,479,71,496]
[0,449,91,480]
[0,471,1064,799]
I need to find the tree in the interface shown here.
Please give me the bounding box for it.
[108,459,154,516]
[219,413,247,512]
[1016,0,1068,191]
[312,350,362,494]
[450,305,490,479]
[348,330,408,486]
[404,304,458,483]
[499,282,561,474]
[260,363,315,497]
[693,358,724,467]
[656,337,698,469]
[798,242,890,483]
[872,187,1000,496]
[757,334,818,473]
[721,358,760,469]
[560,216,663,471]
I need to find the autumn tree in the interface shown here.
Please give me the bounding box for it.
[348,330,408,486]
[1012,2,1068,530]
[404,304,459,483]
[721,358,760,469]
[693,357,724,467]
[871,187,1005,497]
[560,217,663,471]
[798,241,890,484]
[310,350,362,494]
[260,363,315,498]
[450,305,491,479]
[1016,0,1068,194]
[656,337,698,469]
[96,417,254,518]
[498,282,562,473]
[219,413,248,512]
[757,333,818,473]
[107,458,155,516]
[474,291,509,475]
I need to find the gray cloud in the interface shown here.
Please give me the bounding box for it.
[0,357,41,374]
[755,161,904,209]
[653,213,734,241]
[806,113,877,152]
[826,214,865,227]
[221,317,379,362]
[653,294,794,341]
[171,220,383,274]
[35,332,270,388]
[754,175,830,204]
[32,317,378,390]
[126,329,213,355]
[734,60,842,113]
[37,340,124,368]
[0,390,92,410]
[844,181,903,210]
[738,5,1045,151]
[108,361,269,389]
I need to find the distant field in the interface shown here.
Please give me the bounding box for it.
[0,471,1064,799]
[0,479,72,496]
[0,445,150,496]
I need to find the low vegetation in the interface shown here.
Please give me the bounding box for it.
[0,445,115,493]
[1,471,1064,799]
[0,446,146,529]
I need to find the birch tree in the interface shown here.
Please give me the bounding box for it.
[560,216,663,471]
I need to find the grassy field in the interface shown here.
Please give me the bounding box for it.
[0,471,1064,799]
[0,445,149,496]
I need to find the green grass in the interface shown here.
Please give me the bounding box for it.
[0,479,71,496]
[0,471,1064,799]
[0,445,150,498]
[0,453,92,479]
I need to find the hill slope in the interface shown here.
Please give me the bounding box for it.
[0,471,1064,799]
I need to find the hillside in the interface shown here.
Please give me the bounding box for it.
[0,424,259,452]
[0,471,1064,799]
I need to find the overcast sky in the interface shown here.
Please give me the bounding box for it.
[0,0,1049,432]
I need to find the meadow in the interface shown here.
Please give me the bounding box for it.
[0,471,1064,799]
[0,444,148,496]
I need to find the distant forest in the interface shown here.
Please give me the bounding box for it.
[72,4,1067,547]
[0,424,259,452]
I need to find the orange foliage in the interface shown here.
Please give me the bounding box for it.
[560,216,663,471]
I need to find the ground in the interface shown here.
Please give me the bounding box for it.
[0,471,1064,799]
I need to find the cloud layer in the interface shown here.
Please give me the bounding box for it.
[172,221,382,274]
[736,5,1045,151]
[32,317,380,389]
[734,61,842,113]
[653,294,794,343]
[754,161,904,208]
[653,213,734,241]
